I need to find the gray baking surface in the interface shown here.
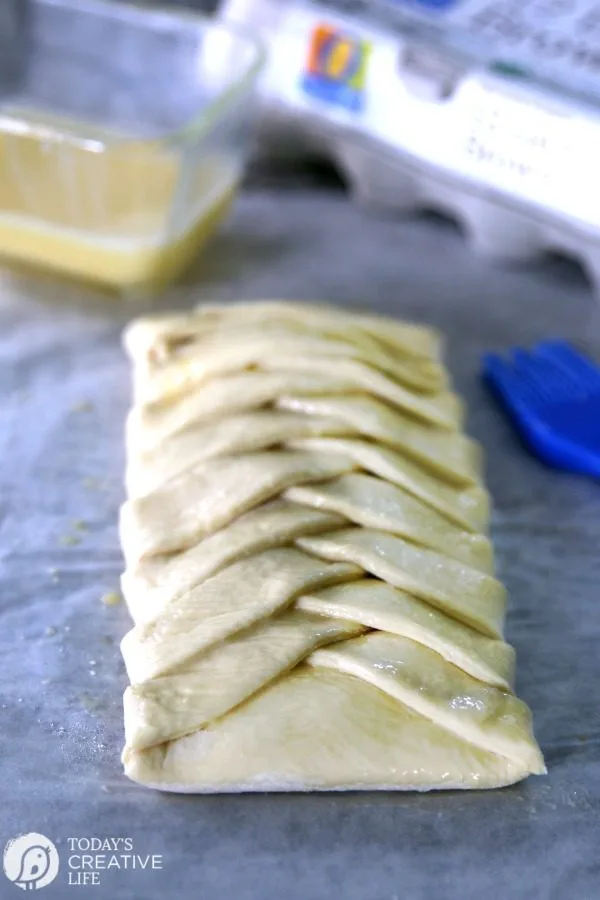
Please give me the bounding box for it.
[1,190,599,900]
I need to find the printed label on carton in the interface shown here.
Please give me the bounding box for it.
[389,0,600,99]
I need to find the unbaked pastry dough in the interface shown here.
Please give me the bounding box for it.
[119,300,545,792]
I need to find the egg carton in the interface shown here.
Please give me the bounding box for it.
[218,0,600,287]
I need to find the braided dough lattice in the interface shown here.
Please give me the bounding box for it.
[119,301,545,792]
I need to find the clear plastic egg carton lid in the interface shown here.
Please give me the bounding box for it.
[0,0,264,295]
[220,0,600,289]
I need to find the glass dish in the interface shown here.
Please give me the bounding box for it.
[0,0,264,294]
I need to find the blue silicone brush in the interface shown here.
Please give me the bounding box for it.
[483,340,600,477]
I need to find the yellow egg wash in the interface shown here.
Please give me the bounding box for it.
[0,125,237,289]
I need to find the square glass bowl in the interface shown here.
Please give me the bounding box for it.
[0,0,264,293]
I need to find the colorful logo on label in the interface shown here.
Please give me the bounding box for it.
[302,24,371,113]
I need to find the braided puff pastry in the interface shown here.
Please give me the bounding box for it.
[119,301,545,792]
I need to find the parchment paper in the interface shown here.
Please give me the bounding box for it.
[1,188,599,900]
